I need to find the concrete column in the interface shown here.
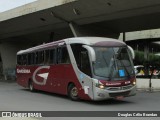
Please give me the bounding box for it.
[0,41,31,80]
[0,43,18,80]
[123,32,126,43]
[144,44,149,61]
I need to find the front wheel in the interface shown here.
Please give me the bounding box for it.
[68,84,79,101]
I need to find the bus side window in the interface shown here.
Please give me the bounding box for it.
[49,49,56,64]
[80,51,92,77]
[22,54,27,65]
[35,52,38,65]
[28,53,35,65]
[17,55,22,65]
[44,49,56,65]
[31,53,35,65]
[39,51,44,65]
[57,46,70,64]
[71,44,81,69]
[28,53,31,65]
[35,51,44,65]
[45,50,50,64]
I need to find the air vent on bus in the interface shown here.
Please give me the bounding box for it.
[106,85,133,91]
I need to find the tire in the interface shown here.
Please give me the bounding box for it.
[68,84,79,101]
[29,80,35,92]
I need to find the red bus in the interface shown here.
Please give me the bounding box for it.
[16,37,136,101]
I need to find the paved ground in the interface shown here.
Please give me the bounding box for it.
[0,81,159,120]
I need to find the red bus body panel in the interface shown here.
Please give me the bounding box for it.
[16,64,91,100]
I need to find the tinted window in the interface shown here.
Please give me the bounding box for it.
[80,50,92,76]
[45,49,56,65]
[57,46,70,64]
[49,49,56,64]
[71,44,92,77]
[17,55,22,65]
[17,54,27,65]
[39,51,44,64]
[35,51,44,65]
[28,53,35,65]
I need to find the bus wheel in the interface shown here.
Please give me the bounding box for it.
[29,80,35,92]
[68,84,79,101]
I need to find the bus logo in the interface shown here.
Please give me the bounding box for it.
[32,66,50,85]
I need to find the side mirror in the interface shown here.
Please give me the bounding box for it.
[82,45,96,62]
[127,46,135,59]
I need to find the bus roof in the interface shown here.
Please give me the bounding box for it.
[17,37,126,55]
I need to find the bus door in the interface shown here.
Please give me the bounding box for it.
[71,44,94,99]
[78,47,94,99]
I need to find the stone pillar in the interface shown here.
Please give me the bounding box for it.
[123,32,126,43]
[144,44,149,61]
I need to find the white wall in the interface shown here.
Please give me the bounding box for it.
[136,78,160,91]
[119,28,160,41]
[0,0,76,21]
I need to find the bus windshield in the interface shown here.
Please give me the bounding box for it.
[93,46,135,80]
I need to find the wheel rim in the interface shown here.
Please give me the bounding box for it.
[71,87,78,97]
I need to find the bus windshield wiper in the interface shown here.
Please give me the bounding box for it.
[108,53,117,80]
[108,62,114,80]
[102,53,108,67]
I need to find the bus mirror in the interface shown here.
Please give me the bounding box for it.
[127,46,135,59]
[82,45,96,62]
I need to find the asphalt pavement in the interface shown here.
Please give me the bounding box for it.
[0,81,160,120]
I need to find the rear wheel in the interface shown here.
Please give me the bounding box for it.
[29,80,35,92]
[68,84,79,101]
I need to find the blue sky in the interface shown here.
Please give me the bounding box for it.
[0,0,37,12]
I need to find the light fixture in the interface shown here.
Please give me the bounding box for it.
[40,18,46,21]
[73,8,80,15]
[107,2,111,6]
[50,11,54,16]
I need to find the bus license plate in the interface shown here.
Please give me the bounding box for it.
[116,96,124,100]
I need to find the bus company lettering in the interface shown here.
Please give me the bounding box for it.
[17,69,31,74]
[106,82,121,86]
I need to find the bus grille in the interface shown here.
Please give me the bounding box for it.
[109,91,130,97]
[106,85,133,91]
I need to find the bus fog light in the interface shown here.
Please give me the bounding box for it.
[98,93,105,97]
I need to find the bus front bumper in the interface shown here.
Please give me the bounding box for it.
[93,85,136,101]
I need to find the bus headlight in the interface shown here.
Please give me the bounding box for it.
[99,84,105,89]
[96,83,105,89]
